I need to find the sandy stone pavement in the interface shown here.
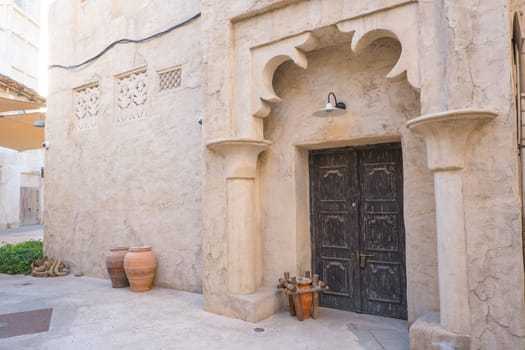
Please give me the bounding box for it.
[0,225,43,247]
[0,273,409,350]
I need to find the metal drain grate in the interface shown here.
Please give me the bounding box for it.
[0,308,52,338]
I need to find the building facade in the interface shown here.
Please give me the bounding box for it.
[0,0,41,91]
[0,0,45,229]
[47,1,525,349]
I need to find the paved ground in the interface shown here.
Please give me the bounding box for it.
[0,225,43,246]
[0,274,409,350]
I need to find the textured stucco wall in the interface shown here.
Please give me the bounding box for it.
[46,0,203,292]
[417,0,525,348]
[45,0,525,347]
[0,164,20,229]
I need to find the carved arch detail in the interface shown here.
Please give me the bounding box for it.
[250,32,319,118]
[337,3,420,90]
[249,2,420,119]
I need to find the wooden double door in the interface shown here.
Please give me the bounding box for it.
[309,143,407,319]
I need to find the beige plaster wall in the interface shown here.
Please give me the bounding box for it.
[0,164,20,229]
[20,173,40,188]
[417,0,525,348]
[261,39,436,323]
[46,0,203,292]
[45,0,525,346]
[0,148,44,229]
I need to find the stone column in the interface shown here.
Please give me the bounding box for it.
[207,138,270,294]
[407,109,497,335]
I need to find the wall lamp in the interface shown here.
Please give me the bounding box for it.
[312,92,346,117]
[33,114,45,127]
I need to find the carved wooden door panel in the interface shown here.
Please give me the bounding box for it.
[19,187,40,226]
[310,143,407,319]
[310,148,360,312]
[358,144,406,319]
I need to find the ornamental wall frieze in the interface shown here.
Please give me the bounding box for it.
[115,67,148,124]
[73,82,100,130]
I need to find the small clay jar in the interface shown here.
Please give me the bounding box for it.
[124,246,157,292]
[105,247,129,288]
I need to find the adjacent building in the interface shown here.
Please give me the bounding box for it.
[0,0,41,91]
[0,0,45,229]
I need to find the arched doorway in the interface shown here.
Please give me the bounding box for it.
[260,37,419,320]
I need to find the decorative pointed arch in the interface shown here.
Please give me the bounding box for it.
[248,2,420,120]
[250,32,318,118]
[337,2,420,90]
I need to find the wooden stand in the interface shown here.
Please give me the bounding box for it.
[277,272,329,321]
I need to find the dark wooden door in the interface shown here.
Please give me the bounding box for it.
[19,187,40,226]
[310,143,407,319]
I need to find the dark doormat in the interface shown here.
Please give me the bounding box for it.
[0,308,52,338]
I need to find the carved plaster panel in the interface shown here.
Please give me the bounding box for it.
[250,32,318,118]
[116,68,147,123]
[337,2,420,90]
[74,83,100,130]
[159,66,182,92]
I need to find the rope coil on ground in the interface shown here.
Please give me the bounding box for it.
[29,258,69,277]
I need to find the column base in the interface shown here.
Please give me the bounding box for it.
[204,287,282,323]
[410,312,471,350]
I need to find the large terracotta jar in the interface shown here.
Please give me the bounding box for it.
[105,247,129,288]
[123,246,157,292]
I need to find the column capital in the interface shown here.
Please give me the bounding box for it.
[407,109,497,172]
[207,138,271,179]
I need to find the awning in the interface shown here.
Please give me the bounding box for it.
[0,74,46,151]
[0,96,43,113]
[0,112,45,151]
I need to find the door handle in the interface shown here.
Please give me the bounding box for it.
[359,253,375,269]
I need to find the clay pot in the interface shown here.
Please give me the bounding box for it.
[123,246,157,292]
[298,277,313,319]
[105,247,129,288]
